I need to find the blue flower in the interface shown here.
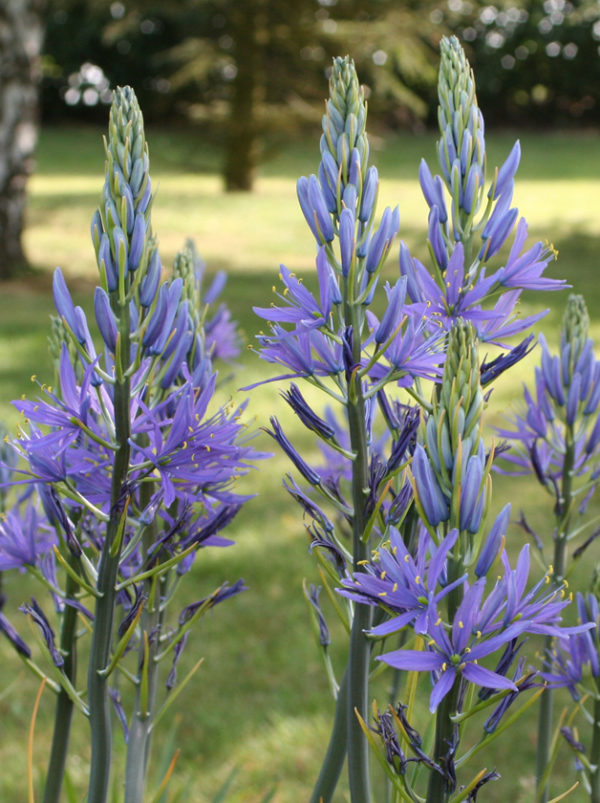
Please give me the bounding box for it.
[377,580,521,712]
[339,527,465,636]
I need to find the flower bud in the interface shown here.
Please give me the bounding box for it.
[427,206,448,270]
[359,165,378,223]
[128,212,146,271]
[94,287,118,352]
[492,140,521,201]
[339,207,355,277]
[139,250,162,307]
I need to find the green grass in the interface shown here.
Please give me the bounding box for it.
[0,123,599,801]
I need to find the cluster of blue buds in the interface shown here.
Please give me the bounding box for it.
[412,320,490,538]
[402,37,564,348]
[91,87,153,295]
[297,55,399,301]
[498,294,600,514]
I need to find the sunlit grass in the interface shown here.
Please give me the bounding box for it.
[1,123,599,801]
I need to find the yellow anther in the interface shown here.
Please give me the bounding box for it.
[378,592,387,597]
[458,621,464,629]
[380,571,387,580]
[392,583,398,592]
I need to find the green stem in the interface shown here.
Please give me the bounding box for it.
[590,692,600,803]
[345,301,373,803]
[309,668,348,803]
[426,679,460,803]
[427,552,462,803]
[42,564,79,803]
[87,311,131,803]
[536,428,573,803]
[124,484,162,803]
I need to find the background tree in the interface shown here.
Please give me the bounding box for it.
[0,0,45,279]
[444,0,600,125]
[43,0,442,190]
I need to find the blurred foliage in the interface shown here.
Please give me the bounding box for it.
[41,0,441,128]
[40,0,600,189]
[442,0,600,125]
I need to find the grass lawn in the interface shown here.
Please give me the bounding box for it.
[0,122,599,802]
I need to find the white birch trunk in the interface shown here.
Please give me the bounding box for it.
[0,0,44,278]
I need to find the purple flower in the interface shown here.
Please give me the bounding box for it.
[0,503,56,571]
[378,580,521,712]
[478,545,592,638]
[251,327,345,387]
[339,527,465,636]
[205,306,240,361]
[254,251,336,335]
[541,633,594,700]
[131,376,261,507]
[12,346,104,453]
[488,219,564,292]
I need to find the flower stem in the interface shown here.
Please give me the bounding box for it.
[345,302,373,803]
[427,555,462,803]
[536,428,573,803]
[87,309,131,803]
[590,690,600,803]
[42,564,79,803]
[309,667,348,803]
[124,483,162,803]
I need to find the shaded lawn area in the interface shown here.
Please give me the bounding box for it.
[0,124,598,801]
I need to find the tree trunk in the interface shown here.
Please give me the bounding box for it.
[0,0,44,279]
[223,0,265,192]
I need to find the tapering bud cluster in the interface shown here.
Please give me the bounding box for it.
[560,293,592,391]
[297,56,398,287]
[402,37,562,348]
[535,294,600,428]
[413,321,489,534]
[498,295,600,525]
[91,86,154,296]
[437,36,485,224]
[319,56,369,218]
